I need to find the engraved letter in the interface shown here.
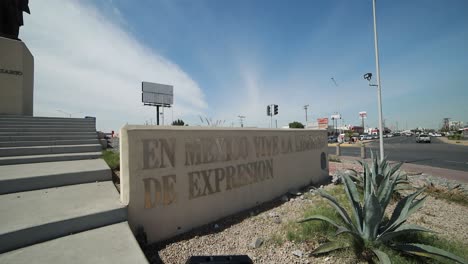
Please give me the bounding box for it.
[162,174,177,205]
[143,178,162,209]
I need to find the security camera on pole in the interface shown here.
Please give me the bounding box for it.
[266,104,279,128]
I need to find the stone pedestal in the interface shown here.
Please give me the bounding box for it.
[0,36,34,116]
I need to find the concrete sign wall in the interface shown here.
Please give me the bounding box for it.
[0,37,34,116]
[120,126,329,243]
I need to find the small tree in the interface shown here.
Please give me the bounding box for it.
[172,119,185,126]
[289,121,304,129]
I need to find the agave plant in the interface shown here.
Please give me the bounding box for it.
[338,158,410,193]
[299,154,466,264]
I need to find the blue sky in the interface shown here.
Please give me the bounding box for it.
[22,0,468,131]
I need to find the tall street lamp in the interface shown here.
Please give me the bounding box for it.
[304,104,309,124]
[364,71,384,160]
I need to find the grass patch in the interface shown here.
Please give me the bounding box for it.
[102,150,120,170]
[329,155,341,163]
[268,233,285,246]
[425,184,468,207]
[285,186,349,243]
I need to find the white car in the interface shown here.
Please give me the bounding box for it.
[416,134,431,143]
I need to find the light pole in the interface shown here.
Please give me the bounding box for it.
[304,104,309,124]
[364,71,384,160]
[372,0,384,161]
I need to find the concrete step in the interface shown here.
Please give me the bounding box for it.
[0,144,102,157]
[0,139,99,147]
[0,120,95,125]
[0,127,96,132]
[0,159,111,194]
[0,123,95,128]
[0,135,97,142]
[0,131,97,136]
[0,115,95,122]
[0,222,148,263]
[0,152,102,165]
[0,181,126,253]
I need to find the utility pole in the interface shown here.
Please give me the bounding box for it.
[304,104,309,124]
[238,115,245,127]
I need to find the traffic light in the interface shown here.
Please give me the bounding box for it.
[274,104,278,115]
[267,105,271,116]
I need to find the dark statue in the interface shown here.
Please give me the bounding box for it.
[0,0,30,40]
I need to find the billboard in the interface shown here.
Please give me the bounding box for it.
[142,82,174,105]
[330,114,341,120]
[317,118,329,129]
[359,111,367,118]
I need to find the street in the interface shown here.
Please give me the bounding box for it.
[328,136,468,172]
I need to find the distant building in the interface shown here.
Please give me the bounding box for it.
[366,127,391,135]
[348,126,364,134]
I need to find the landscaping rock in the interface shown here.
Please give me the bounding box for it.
[249,237,263,249]
[281,195,289,202]
[292,250,303,258]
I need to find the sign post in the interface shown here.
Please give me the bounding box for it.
[359,111,367,132]
[142,82,174,125]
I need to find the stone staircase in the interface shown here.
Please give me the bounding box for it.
[0,115,147,263]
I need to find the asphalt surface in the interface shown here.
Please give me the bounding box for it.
[328,136,468,172]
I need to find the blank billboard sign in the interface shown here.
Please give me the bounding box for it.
[142,82,174,105]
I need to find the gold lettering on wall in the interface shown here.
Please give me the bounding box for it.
[185,137,249,166]
[140,133,326,209]
[188,159,274,200]
[143,174,177,208]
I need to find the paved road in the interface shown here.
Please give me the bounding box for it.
[328,136,468,172]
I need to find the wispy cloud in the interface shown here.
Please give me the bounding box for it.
[21,0,207,131]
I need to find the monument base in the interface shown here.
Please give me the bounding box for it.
[0,36,34,116]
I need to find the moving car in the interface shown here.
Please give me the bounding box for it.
[416,134,431,143]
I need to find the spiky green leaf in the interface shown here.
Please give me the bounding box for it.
[310,241,351,255]
[342,174,363,233]
[315,189,356,231]
[378,224,433,242]
[335,226,364,247]
[362,192,383,241]
[297,215,342,229]
[371,248,392,264]
[393,243,468,264]
[382,188,425,235]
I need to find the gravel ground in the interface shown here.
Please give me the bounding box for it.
[142,161,468,263]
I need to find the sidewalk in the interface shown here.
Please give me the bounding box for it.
[437,137,468,146]
[337,156,468,184]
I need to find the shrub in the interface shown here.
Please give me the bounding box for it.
[289,121,305,128]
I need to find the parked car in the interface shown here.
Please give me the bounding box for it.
[328,136,337,143]
[416,134,431,143]
[372,134,379,139]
